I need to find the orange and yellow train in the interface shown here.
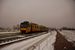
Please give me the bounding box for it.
[20,21,49,33]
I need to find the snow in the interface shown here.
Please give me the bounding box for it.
[0,31,20,34]
[0,31,57,50]
[60,30,75,42]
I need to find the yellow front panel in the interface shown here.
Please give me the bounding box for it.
[20,28,26,30]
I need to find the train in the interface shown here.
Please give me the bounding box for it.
[20,21,49,33]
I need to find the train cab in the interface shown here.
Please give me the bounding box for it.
[20,21,31,33]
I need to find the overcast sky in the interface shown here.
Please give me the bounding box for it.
[0,0,75,28]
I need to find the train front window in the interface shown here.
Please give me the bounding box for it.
[20,21,29,28]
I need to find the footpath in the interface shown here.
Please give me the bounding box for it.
[54,30,75,50]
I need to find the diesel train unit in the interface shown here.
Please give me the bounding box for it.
[20,21,49,33]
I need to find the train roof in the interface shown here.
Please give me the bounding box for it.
[21,21,29,24]
[30,23,38,25]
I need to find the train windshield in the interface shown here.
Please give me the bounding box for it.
[20,21,29,28]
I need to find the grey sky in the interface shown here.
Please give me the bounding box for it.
[0,0,75,28]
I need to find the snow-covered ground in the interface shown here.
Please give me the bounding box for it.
[1,30,74,50]
[0,31,20,34]
[60,30,75,42]
[0,31,57,50]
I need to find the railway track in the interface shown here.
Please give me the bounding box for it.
[0,32,47,46]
